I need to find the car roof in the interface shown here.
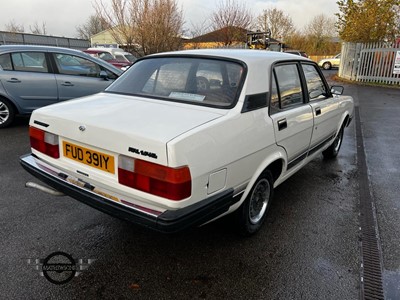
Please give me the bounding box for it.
[148,49,312,95]
[0,44,86,55]
[149,48,310,65]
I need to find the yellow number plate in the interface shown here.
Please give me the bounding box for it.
[63,141,115,174]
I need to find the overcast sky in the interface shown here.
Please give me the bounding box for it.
[0,0,339,38]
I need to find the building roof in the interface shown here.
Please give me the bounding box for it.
[187,26,248,43]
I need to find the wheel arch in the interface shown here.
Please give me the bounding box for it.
[0,94,20,114]
[231,150,286,212]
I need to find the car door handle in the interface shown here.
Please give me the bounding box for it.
[315,107,321,116]
[61,82,74,86]
[277,118,287,131]
[7,78,21,83]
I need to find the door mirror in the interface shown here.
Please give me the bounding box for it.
[100,70,109,80]
[331,85,344,95]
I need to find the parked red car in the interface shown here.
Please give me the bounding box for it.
[83,49,132,70]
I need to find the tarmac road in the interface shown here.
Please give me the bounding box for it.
[0,72,398,299]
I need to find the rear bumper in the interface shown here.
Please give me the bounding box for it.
[20,154,239,233]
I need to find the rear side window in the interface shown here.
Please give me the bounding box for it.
[0,54,12,71]
[0,52,48,73]
[12,52,48,73]
[271,64,304,111]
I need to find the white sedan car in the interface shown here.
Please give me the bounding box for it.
[20,49,354,235]
[318,53,341,70]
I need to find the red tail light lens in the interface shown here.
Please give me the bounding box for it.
[118,155,191,200]
[29,126,60,158]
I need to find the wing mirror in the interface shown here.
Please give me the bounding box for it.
[100,70,109,81]
[331,85,344,95]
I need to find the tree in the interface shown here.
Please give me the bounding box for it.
[94,0,184,56]
[30,21,47,35]
[210,0,252,46]
[76,15,109,40]
[255,8,294,40]
[5,20,24,33]
[303,14,338,54]
[189,20,211,39]
[336,0,400,42]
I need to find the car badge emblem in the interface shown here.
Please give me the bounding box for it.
[79,125,86,132]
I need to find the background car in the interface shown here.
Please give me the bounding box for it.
[284,50,309,58]
[0,45,122,128]
[83,49,132,70]
[86,48,137,69]
[318,53,341,70]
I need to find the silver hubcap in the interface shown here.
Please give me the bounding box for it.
[249,178,270,224]
[0,101,10,124]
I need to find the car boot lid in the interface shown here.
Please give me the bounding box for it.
[30,93,225,165]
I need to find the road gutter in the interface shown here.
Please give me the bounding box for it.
[355,106,385,300]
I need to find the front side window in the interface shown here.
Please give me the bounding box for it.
[107,57,245,108]
[54,53,100,77]
[272,64,303,109]
[301,64,327,100]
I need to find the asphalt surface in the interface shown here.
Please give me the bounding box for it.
[0,71,398,299]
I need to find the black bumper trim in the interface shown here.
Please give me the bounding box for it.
[20,154,239,233]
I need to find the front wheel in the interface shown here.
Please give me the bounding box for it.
[323,125,344,159]
[0,98,15,128]
[236,170,274,236]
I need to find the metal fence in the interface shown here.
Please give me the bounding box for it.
[0,31,90,50]
[339,41,400,85]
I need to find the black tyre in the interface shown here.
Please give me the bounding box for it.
[0,98,15,128]
[322,62,332,70]
[236,170,274,236]
[322,124,344,159]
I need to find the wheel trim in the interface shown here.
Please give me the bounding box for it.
[0,101,10,124]
[249,178,270,224]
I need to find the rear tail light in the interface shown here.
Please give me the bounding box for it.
[118,155,191,200]
[29,126,60,158]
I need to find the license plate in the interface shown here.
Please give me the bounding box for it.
[63,141,115,174]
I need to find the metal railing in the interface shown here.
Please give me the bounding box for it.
[339,42,400,85]
[0,31,90,50]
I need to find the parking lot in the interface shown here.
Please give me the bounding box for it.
[1,70,399,299]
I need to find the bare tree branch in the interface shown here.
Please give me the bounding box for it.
[76,15,109,40]
[93,0,183,55]
[30,21,47,35]
[5,20,25,33]
[256,8,294,40]
[210,0,252,46]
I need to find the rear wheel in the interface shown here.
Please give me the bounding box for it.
[323,124,344,159]
[0,98,15,128]
[322,62,332,70]
[236,170,274,236]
